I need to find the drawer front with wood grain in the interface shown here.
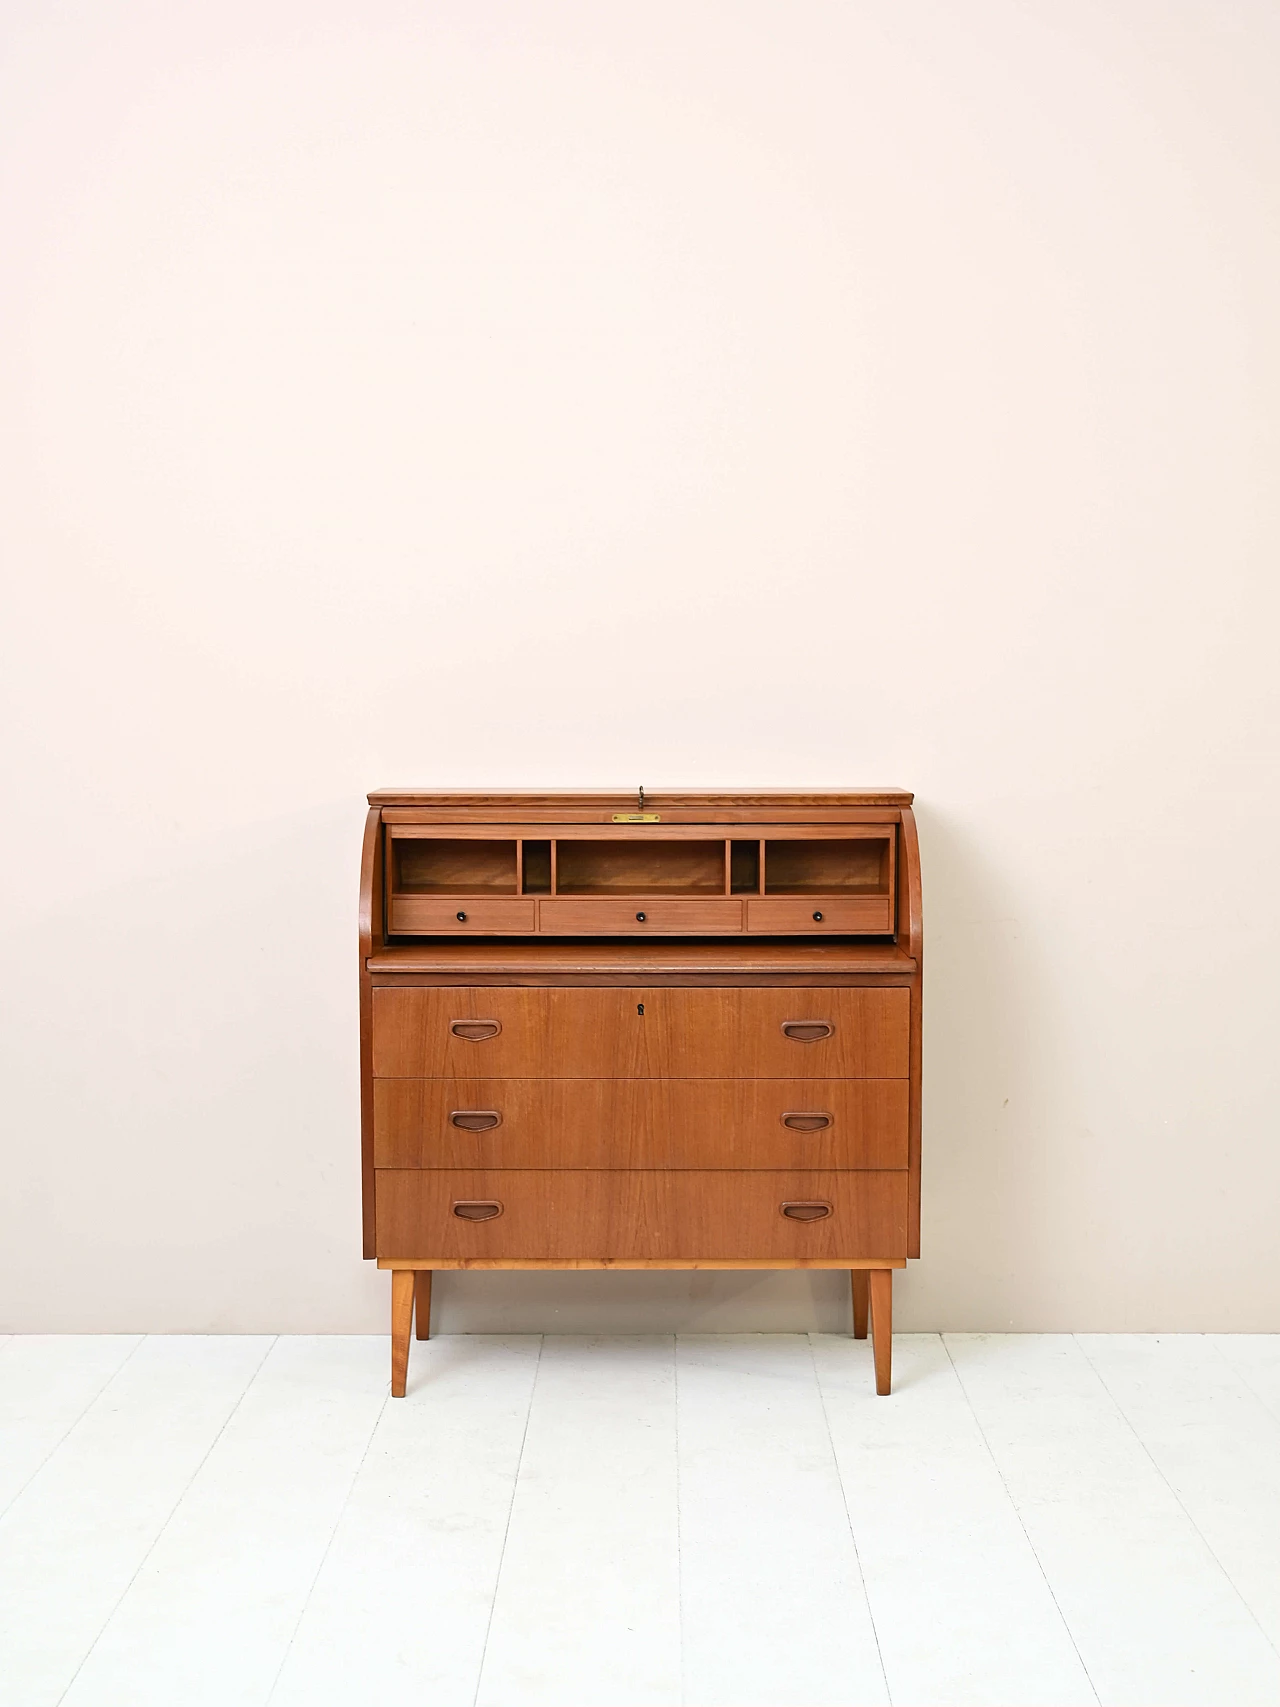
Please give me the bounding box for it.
[371,987,910,1079]
[747,896,893,934]
[373,1078,909,1169]
[375,1168,909,1260]
[388,896,537,933]
[537,898,744,934]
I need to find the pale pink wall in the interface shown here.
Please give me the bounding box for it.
[1,0,1278,1330]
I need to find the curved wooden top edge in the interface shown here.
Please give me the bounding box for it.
[367,787,915,806]
[358,806,382,960]
[898,806,923,962]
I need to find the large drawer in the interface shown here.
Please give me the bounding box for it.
[374,1078,908,1169]
[371,987,910,1079]
[375,1168,909,1259]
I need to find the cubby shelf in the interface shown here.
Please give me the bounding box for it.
[384,826,896,935]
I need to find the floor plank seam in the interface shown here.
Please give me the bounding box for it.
[264,1383,392,1705]
[941,1334,1103,1707]
[1072,1333,1280,1670]
[52,1334,279,1707]
[1210,1338,1280,1432]
[0,1336,145,1529]
[471,1333,545,1707]
[807,1331,893,1707]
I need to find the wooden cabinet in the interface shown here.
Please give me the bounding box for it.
[360,789,923,1397]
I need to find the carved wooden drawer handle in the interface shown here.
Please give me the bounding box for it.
[780,1111,832,1132]
[781,1020,834,1042]
[452,1200,503,1221]
[450,1110,501,1132]
[450,1019,502,1042]
[781,1200,833,1222]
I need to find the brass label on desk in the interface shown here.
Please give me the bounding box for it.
[611,813,661,823]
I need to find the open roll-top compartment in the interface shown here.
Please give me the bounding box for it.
[385,822,897,937]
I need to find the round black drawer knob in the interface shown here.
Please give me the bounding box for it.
[456,910,467,922]
[636,911,646,922]
[812,910,823,922]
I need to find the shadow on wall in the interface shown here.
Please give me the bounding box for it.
[433,1266,859,1336]
[906,801,1099,1332]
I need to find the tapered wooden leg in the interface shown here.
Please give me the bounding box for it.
[851,1269,869,1339]
[869,1268,893,1396]
[391,1269,414,1397]
[414,1270,432,1340]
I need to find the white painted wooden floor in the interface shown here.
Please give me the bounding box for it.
[2,1334,1280,1707]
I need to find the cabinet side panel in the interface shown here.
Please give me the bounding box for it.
[358,806,384,1257]
[899,808,923,1256]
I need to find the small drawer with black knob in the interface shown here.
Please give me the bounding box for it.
[387,896,537,934]
[746,896,894,934]
[537,898,744,934]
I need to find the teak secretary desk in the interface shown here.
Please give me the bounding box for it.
[359,789,922,1396]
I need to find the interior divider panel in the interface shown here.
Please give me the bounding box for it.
[375,1168,910,1260]
[373,1077,910,1169]
[371,987,911,1079]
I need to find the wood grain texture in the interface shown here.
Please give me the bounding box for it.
[763,833,892,891]
[852,1268,869,1338]
[899,807,924,1257]
[367,940,918,975]
[358,806,383,1257]
[554,837,726,892]
[389,834,519,890]
[373,1077,909,1169]
[371,987,910,1079]
[390,1268,414,1396]
[413,1269,431,1340]
[537,897,745,933]
[382,820,903,840]
[379,1256,907,1269]
[871,1267,893,1394]
[369,788,914,808]
[746,896,893,934]
[374,1168,909,1260]
[389,896,537,933]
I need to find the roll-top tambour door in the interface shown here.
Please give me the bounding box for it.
[373,1077,909,1168]
[371,987,910,1079]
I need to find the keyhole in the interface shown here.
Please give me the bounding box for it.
[637,1003,645,1016]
